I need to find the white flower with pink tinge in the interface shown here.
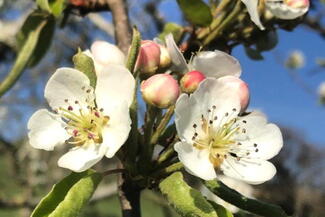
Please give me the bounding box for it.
[174,78,283,184]
[166,34,249,110]
[28,66,135,172]
[241,0,309,30]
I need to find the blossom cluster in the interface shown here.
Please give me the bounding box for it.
[28,34,283,186]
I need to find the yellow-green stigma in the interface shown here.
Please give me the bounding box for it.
[191,106,245,168]
[59,99,109,147]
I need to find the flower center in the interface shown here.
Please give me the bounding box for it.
[190,105,257,168]
[56,88,109,147]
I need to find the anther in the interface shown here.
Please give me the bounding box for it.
[225,112,229,116]
[242,129,246,133]
[242,120,247,123]
[255,149,259,152]
[254,143,257,147]
[86,89,91,93]
[100,108,104,112]
[64,99,68,103]
[208,109,211,113]
[75,100,79,104]
[214,116,218,120]
[232,108,236,112]
[68,106,73,111]
[193,124,197,128]
[212,105,216,109]
[209,120,213,124]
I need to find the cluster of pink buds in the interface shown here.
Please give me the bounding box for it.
[136,40,171,76]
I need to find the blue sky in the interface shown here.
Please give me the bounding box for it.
[157,0,325,146]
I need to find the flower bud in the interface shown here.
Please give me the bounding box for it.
[180,70,206,94]
[141,74,180,108]
[136,40,161,76]
[285,0,309,8]
[219,76,250,111]
[158,45,171,69]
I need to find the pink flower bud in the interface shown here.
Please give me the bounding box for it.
[285,0,309,8]
[180,70,206,94]
[136,40,161,76]
[141,74,180,108]
[219,76,250,111]
[158,45,171,68]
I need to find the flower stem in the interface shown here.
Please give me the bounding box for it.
[203,0,242,45]
[150,105,175,145]
[204,180,290,217]
[102,168,126,176]
[153,162,184,178]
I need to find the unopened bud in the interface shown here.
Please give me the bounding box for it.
[285,0,309,8]
[141,74,180,108]
[180,70,206,94]
[159,45,171,69]
[136,40,161,76]
[219,76,250,111]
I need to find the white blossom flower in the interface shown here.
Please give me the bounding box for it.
[266,0,309,20]
[28,66,135,172]
[200,175,253,213]
[165,34,241,78]
[84,40,126,74]
[285,50,305,69]
[174,78,283,184]
[241,0,309,30]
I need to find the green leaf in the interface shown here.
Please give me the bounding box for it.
[49,0,66,17]
[73,49,97,88]
[209,201,234,217]
[16,10,55,67]
[204,180,289,217]
[158,23,183,43]
[36,0,66,17]
[36,0,51,13]
[176,0,213,27]
[0,10,51,97]
[244,46,264,60]
[31,170,103,217]
[28,15,55,67]
[126,27,141,74]
[159,172,218,217]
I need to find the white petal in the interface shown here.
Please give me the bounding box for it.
[58,143,107,172]
[101,102,131,158]
[91,40,125,66]
[241,0,265,30]
[27,109,69,151]
[234,111,283,160]
[95,65,135,108]
[165,34,189,73]
[191,51,241,78]
[175,141,217,180]
[221,158,276,184]
[193,78,241,127]
[175,93,202,143]
[265,0,309,20]
[45,67,93,111]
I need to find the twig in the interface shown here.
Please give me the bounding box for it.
[87,13,115,37]
[106,0,131,54]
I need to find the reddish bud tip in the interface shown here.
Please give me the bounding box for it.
[180,70,206,94]
[141,74,180,108]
